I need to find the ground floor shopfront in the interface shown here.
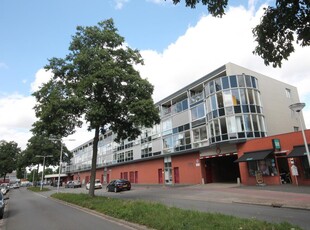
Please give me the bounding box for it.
[69,130,310,187]
[236,130,310,186]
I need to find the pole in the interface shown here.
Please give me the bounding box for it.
[298,112,310,167]
[57,142,63,193]
[40,157,46,191]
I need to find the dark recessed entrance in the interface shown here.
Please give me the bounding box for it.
[203,154,240,183]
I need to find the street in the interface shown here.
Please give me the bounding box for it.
[1,184,310,230]
[2,188,138,230]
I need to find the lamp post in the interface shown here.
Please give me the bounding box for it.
[35,155,53,191]
[49,138,75,193]
[289,103,310,167]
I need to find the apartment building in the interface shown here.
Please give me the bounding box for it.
[65,63,305,186]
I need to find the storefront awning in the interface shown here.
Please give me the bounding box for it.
[234,149,273,163]
[287,145,310,158]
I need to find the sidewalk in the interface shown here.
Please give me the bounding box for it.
[182,183,310,210]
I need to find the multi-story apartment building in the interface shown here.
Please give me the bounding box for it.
[64,63,305,185]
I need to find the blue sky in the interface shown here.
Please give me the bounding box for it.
[1,0,309,150]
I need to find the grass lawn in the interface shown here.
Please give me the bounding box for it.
[27,186,50,192]
[51,193,301,230]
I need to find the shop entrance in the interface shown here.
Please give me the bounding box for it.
[203,154,240,183]
[277,157,291,184]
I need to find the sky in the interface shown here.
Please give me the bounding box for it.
[1,0,310,151]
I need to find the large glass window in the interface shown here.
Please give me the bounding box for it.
[231,89,240,105]
[215,78,222,91]
[217,92,224,108]
[193,126,207,142]
[173,98,188,113]
[248,159,278,176]
[191,103,205,121]
[230,75,237,88]
[163,136,173,150]
[237,75,245,87]
[162,119,172,136]
[209,81,215,94]
[223,90,233,107]
[245,75,252,87]
[222,77,229,89]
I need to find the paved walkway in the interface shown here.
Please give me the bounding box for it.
[162,183,310,210]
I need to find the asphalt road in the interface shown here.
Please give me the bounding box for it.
[2,185,310,230]
[2,188,137,230]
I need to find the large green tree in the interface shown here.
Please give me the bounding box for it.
[33,19,160,196]
[0,140,21,182]
[169,0,309,67]
[19,135,72,169]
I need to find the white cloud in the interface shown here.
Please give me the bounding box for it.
[0,94,36,149]
[114,0,129,10]
[1,2,310,152]
[136,4,310,129]
[30,69,53,93]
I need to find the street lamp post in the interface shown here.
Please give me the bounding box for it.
[36,155,53,191]
[289,103,310,167]
[49,138,75,193]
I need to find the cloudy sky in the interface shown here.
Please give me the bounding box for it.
[1,0,309,150]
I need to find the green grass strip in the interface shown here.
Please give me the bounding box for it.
[27,187,50,192]
[51,193,301,230]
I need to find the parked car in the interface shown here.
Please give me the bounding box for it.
[65,180,81,188]
[12,183,20,189]
[106,179,131,193]
[0,192,9,219]
[0,184,9,195]
[86,179,102,190]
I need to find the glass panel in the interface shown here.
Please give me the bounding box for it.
[217,92,224,108]
[227,116,237,133]
[226,106,234,115]
[223,90,233,107]
[259,115,266,132]
[205,84,210,96]
[231,89,240,105]
[210,121,214,137]
[252,115,259,131]
[206,97,211,114]
[163,136,173,149]
[220,117,227,134]
[201,126,207,140]
[248,89,254,104]
[197,103,205,118]
[244,115,252,131]
[182,99,188,110]
[211,95,217,110]
[209,81,215,94]
[240,89,248,104]
[214,119,220,136]
[251,76,257,88]
[222,77,229,89]
[215,78,222,91]
[230,75,237,88]
[254,90,261,106]
[245,75,252,87]
[236,116,244,132]
[237,75,245,87]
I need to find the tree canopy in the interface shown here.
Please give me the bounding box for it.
[19,135,72,169]
[0,140,21,181]
[33,19,160,196]
[169,0,309,67]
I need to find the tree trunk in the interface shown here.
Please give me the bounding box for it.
[89,126,100,197]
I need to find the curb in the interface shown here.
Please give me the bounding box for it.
[49,197,152,230]
[232,200,310,211]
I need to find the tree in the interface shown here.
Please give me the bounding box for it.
[169,0,309,67]
[33,19,160,197]
[0,140,21,182]
[19,135,72,169]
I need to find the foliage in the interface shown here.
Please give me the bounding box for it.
[169,0,310,67]
[52,193,301,230]
[0,140,21,181]
[33,19,160,197]
[19,135,72,169]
